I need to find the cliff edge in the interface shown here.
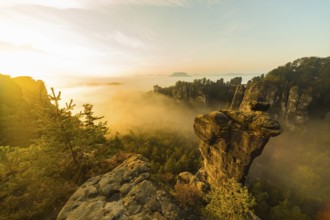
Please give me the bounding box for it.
[193,108,281,188]
[57,107,282,219]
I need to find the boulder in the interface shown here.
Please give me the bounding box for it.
[57,155,182,220]
[177,172,209,193]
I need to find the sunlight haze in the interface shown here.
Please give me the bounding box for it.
[0,0,329,83]
[1,2,330,219]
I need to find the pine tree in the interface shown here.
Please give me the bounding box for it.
[35,88,108,180]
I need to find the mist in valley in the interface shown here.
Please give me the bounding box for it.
[55,76,232,135]
[1,0,329,218]
[56,77,330,218]
[249,120,330,216]
[1,72,329,219]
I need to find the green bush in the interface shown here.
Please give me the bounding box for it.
[202,178,256,220]
[0,89,114,219]
[119,129,201,185]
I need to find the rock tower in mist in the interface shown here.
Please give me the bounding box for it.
[193,103,282,188]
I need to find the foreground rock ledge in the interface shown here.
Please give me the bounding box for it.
[57,155,182,220]
[194,110,281,188]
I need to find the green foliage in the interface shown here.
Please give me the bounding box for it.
[265,57,329,86]
[174,183,203,217]
[229,77,243,86]
[247,74,264,85]
[202,178,256,220]
[119,129,201,185]
[265,57,330,116]
[270,200,309,220]
[0,88,113,219]
[0,145,75,220]
[35,88,108,182]
[258,67,330,204]
[249,179,310,220]
[249,122,330,219]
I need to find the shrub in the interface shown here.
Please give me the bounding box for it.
[202,178,256,220]
[174,183,203,216]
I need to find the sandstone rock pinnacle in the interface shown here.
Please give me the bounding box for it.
[193,109,281,188]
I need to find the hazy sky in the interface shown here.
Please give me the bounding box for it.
[0,0,329,81]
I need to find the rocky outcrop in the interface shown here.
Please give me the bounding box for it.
[176,172,209,193]
[154,82,207,106]
[154,78,236,107]
[238,57,330,130]
[229,85,246,110]
[284,86,313,130]
[239,81,280,112]
[57,155,182,220]
[238,81,314,130]
[193,109,281,188]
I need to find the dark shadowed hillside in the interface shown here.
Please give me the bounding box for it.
[0,75,48,146]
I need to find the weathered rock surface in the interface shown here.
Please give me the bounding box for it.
[177,171,209,193]
[238,81,313,130]
[238,57,330,130]
[57,155,182,220]
[229,85,246,110]
[193,110,281,188]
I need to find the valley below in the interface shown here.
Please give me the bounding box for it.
[1,57,330,220]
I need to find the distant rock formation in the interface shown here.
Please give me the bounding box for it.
[157,57,330,130]
[193,109,281,188]
[170,72,190,77]
[154,78,237,107]
[231,57,330,130]
[57,155,182,220]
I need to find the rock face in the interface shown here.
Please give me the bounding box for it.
[238,81,313,130]
[193,110,281,188]
[229,85,246,110]
[284,86,313,129]
[57,155,182,220]
[238,57,330,130]
[177,172,209,193]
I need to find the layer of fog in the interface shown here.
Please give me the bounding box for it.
[56,75,329,214]
[55,77,223,135]
[53,74,258,89]
[52,74,257,136]
[249,120,330,213]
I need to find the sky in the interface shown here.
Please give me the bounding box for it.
[0,0,329,82]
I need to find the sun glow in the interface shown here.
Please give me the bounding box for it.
[0,8,124,84]
[0,0,329,85]
[0,0,82,9]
